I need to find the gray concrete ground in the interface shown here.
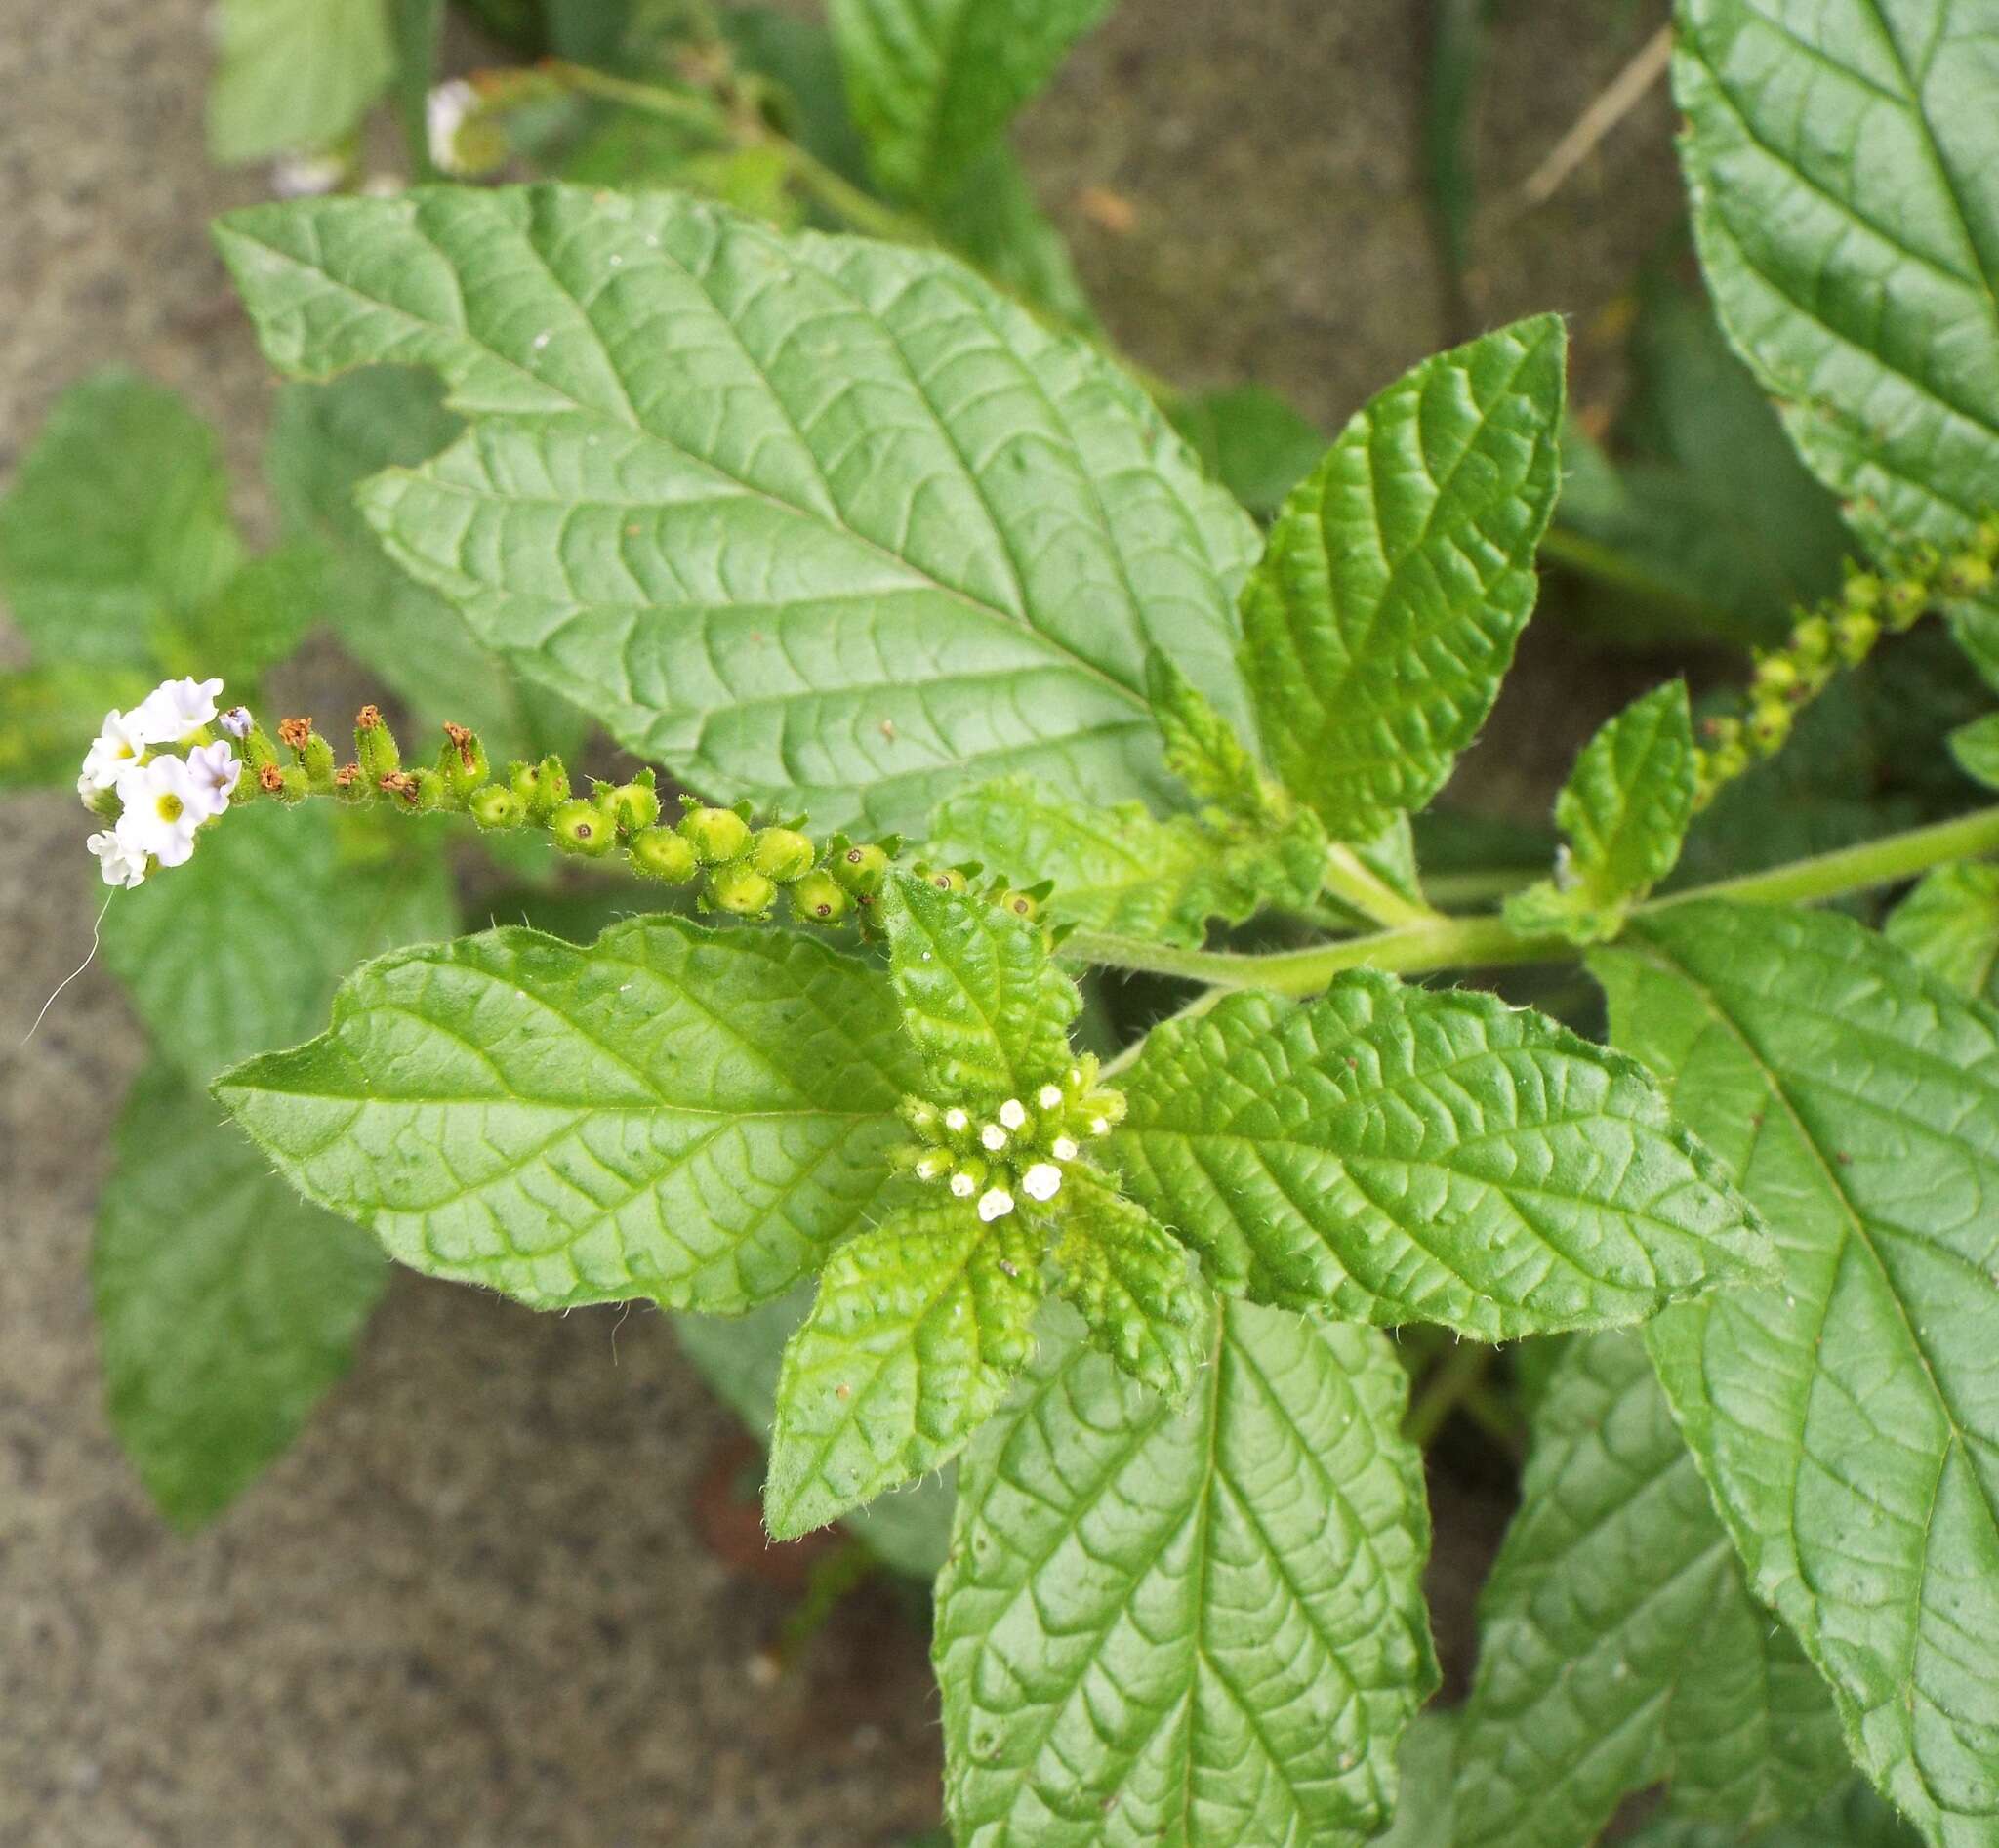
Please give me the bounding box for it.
[1,1,1682,1841]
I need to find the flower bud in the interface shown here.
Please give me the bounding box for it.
[1748,696,1793,755]
[787,870,850,924]
[901,1097,943,1140]
[1833,611,1879,665]
[948,1158,988,1200]
[597,770,661,836]
[512,756,570,821]
[1789,615,1831,667]
[548,799,613,855]
[1942,552,1994,598]
[831,841,889,895]
[438,723,489,799]
[1843,571,1883,613]
[679,804,751,864]
[1884,578,1927,630]
[708,862,777,917]
[749,826,816,883]
[1752,653,1799,695]
[469,783,524,830]
[630,825,699,883]
[355,705,401,782]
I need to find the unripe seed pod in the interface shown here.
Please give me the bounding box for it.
[680,804,752,864]
[997,889,1039,921]
[438,723,489,799]
[1884,578,1927,629]
[1979,516,1999,557]
[1753,653,1799,694]
[355,705,401,782]
[409,767,450,812]
[709,862,777,917]
[788,870,850,924]
[333,762,366,805]
[901,1097,943,1140]
[1843,572,1883,613]
[551,799,615,856]
[1833,612,1879,665]
[1943,552,1994,598]
[1710,741,1751,782]
[629,826,699,883]
[301,732,338,790]
[469,783,524,830]
[238,724,282,786]
[749,826,816,883]
[276,764,310,806]
[512,755,570,820]
[923,865,967,894]
[598,774,661,836]
[1790,615,1831,667]
[831,841,888,895]
[1749,697,1792,755]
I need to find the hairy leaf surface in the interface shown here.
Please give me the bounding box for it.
[1454,1330,1847,1844]
[1049,1176,1209,1401]
[927,776,1325,947]
[217,185,1258,835]
[935,1300,1437,1846]
[96,1061,387,1528]
[1112,973,1771,1336]
[765,1206,1040,1537]
[1595,902,1999,1844]
[217,915,923,1313]
[1239,316,1566,842]
[1885,862,1999,1006]
[830,0,1114,200]
[1674,0,1999,563]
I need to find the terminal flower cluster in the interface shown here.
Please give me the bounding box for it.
[78,678,242,888]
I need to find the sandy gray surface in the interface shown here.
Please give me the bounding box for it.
[1,1,1682,1842]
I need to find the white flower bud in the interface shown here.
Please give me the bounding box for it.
[1020,1163,1062,1203]
[980,1123,1008,1152]
[943,1107,969,1133]
[1089,1116,1110,1136]
[999,1098,1028,1130]
[950,1170,977,1198]
[914,1151,949,1181]
[1037,1083,1064,1110]
[220,706,254,740]
[1051,1135,1080,1162]
[976,1188,1015,1222]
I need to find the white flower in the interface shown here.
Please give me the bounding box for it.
[77,771,104,810]
[80,707,153,792]
[1051,1135,1080,1162]
[943,1107,969,1133]
[998,1098,1028,1130]
[980,1124,1008,1152]
[87,828,149,889]
[428,80,479,175]
[135,676,224,743]
[113,755,211,868]
[1020,1163,1062,1203]
[185,740,241,812]
[976,1187,1015,1222]
[913,1151,949,1182]
[1037,1083,1064,1110]
[949,1170,977,1199]
[219,706,254,740]
[270,149,347,198]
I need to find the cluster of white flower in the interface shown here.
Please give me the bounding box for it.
[78,678,243,889]
[898,1063,1125,1223]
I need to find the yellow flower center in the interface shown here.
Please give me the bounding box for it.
[154,792,184,824]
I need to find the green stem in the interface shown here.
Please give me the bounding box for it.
[1405,1341,1491,1449]
[1321,842,1441,926]
[1068,803,1999,993]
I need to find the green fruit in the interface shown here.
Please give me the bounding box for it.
[469,784,524,830]
[997,889,1040,921]
[630,826,699,883]
[598,774,661,835]
[354,705,401,782]
[749,827,816,883]
[437,725,489,799]
[513,755,571,820]
[831,841,889,895]
[788,870,850,924]
[551,799,615,856]
[680,804,752,864]
[923,866,968,894]
[709,862,777,916]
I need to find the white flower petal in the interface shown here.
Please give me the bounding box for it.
[998,1098,1028,1130]
[86,829,147,888]
[976,1188,1015,1222]
[1020,1163,1062,1202]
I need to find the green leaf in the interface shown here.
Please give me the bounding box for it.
[1168,385,1327,519]
[1623,1780,1921,1848]
[671,1284,954,1577]
[1049,1173,1210,1401]
[883,873,1079,1099]
[209,0,394,163]
[1239,315,1567,842]
[1947,714,1999,790]
[0,664,152,790]
[265,367,584,765]
[1885,863,1999,1006]
[829,0,1114,201]
[217,185,1258,836]
[1673,0,1999,562]
[1453,1330,1847,1845]
[1145,647,1275,821]
[1376,1713,1458,1848]
[162,544,324,686]
[934,1299,1438,1845]
[102,803,455,1086]
[1506,680,1698,941]
[216,914,924,1313]
[0,371,242,671]
[95,1060,387,1528]
[1593,901,1999,1844]
[1111,971,1773,1337]
[389,0,445,181]
[764,1205,1041,1538]
[926,776,1326,947]
[932,142,1100,336]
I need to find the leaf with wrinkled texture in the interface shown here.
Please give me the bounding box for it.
[883,873,1079,1099]
[1111,971,1772,1336]
[216,914,923,1313]
[104,804,455,1086]
[1506,680,1697,941]
[209,0,393,163]
[1049,1175,1209,1401]
[1454,1329,1847,1845]
[1623,1779,1920,1847]
[96,1061,387,1528]
[1947,714,1999,790]
[1594,901,1999,1845]
[0,371,242,671]
[1239,315,1566,842]
[217,185,1258,836]
[934,144,1101,336]
[830,0,1114,200]
[1885,862,1999,1006]
[934,1299,1437,1846]
[926,777,1326,947]
[1673,0,1999,571]
[764,1206,1040,1537]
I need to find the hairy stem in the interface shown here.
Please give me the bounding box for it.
[1321,842,1442,926]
